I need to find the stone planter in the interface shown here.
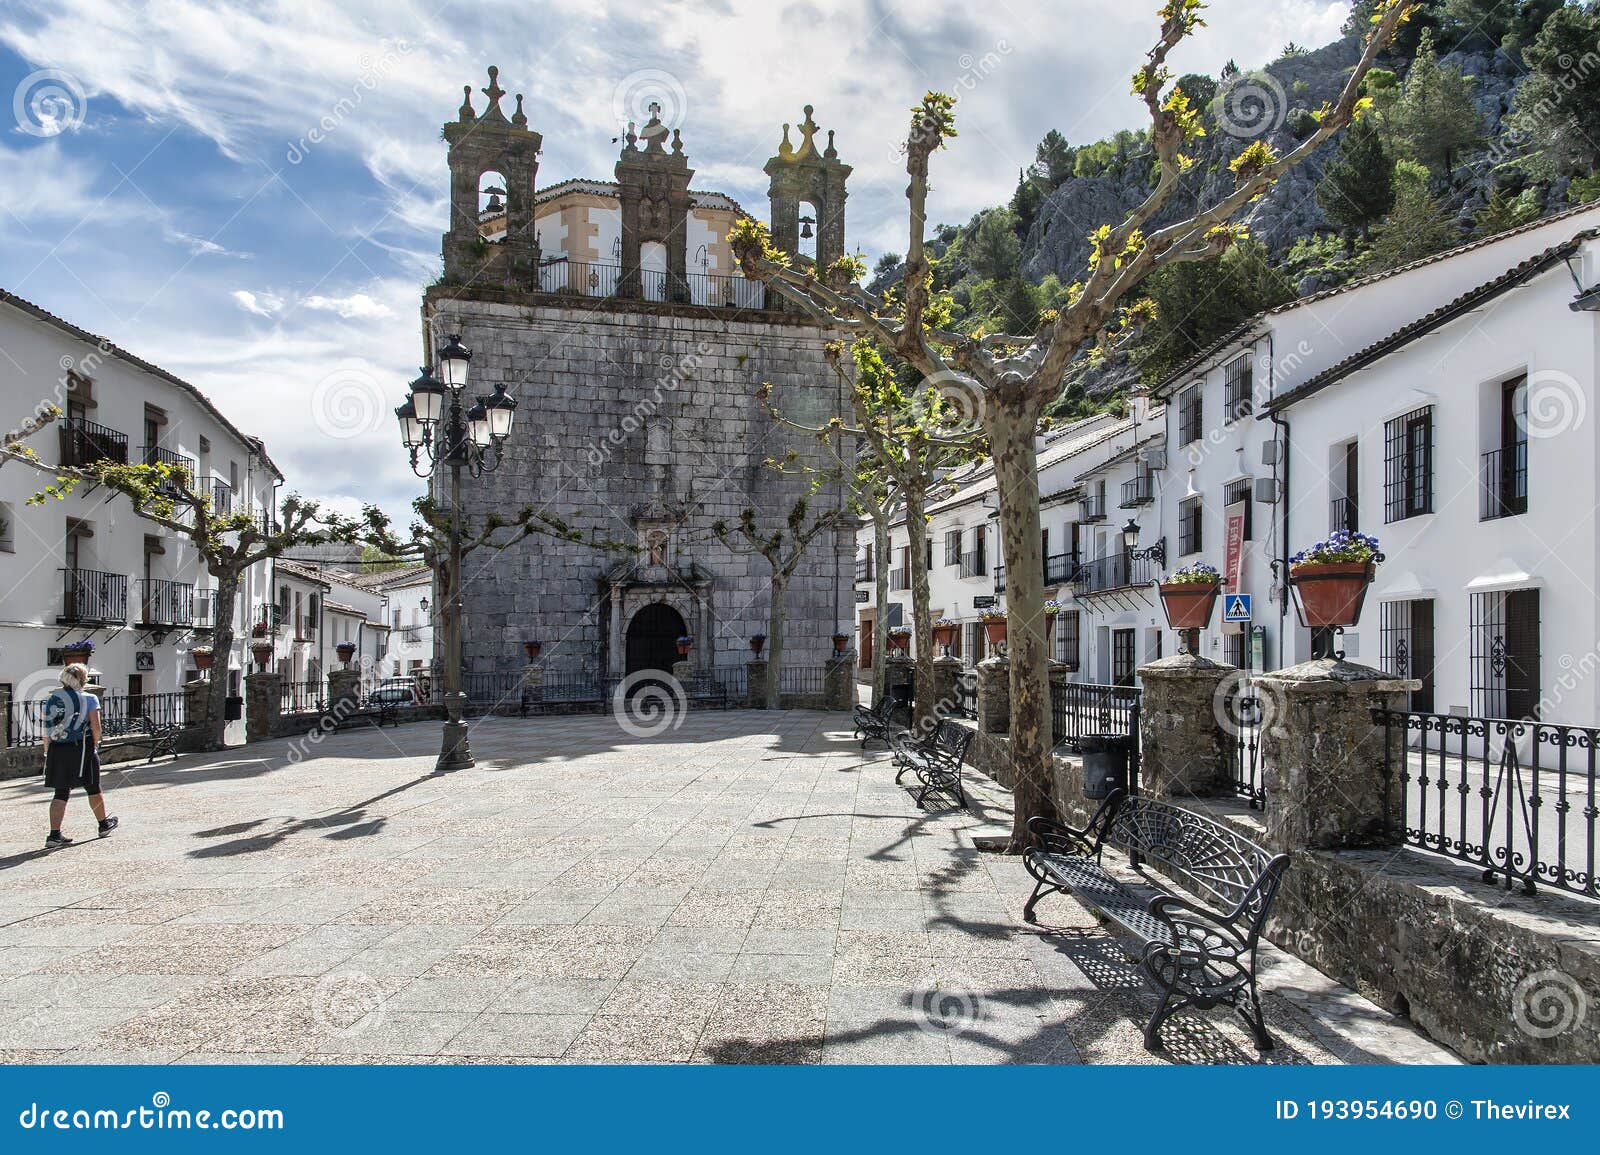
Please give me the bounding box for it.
[932,624,958,654]
[1158,581,1221,630]
[250,642,274,672]
[192,649,214,672]
[887,633,911,654]
[831,633,850,654]
[336,643,357,666]
[982,619,1007,647]
[749,636,766,656]
[1290,562,1374,628]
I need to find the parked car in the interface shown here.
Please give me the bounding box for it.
[367,680,422,707]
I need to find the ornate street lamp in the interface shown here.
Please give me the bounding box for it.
[395,334,516,771]
[1120,518,1166,568]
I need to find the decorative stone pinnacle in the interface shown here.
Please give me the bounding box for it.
[459,85,475,120]
[671,128,683,154]
[798,105,819,155]
[824,128,837,159]
[778,123,794,158]
[512,93,527,127]
[483,65,505,112]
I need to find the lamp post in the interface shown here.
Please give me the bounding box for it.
[1120,518,1165,570]
[396,334,517,772]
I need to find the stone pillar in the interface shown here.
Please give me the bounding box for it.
[521,662,544,706]
[746,659,769,709]
[327,668,361,717]
[1256,658,1420,851]
[1136,652,1238,799]
[884,653,914,705]
[931,655,964,717]
[184,677,214,732]
[672,659,693,684]
[824,652,854,712]
[976,656,1009,735]
[245,672,282,744]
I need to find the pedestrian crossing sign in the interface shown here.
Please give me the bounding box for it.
[1223,593,1252,623]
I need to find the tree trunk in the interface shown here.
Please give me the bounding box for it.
[766,572,786,709]
[986,400,1057,851]
[903,487,936,732]
[200,569,240,752]
[872,514,891,707]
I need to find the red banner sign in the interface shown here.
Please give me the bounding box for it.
[1223,501,1247,593]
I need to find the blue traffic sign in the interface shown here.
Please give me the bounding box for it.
[1222,593,1253,623]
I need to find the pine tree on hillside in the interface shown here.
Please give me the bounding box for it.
[1389,29,1484,179]
[1316,116,1396,237]
[1032,130,1075,188]
[968,208,1023,280]
[1509,3,1600,179]
[1010,169,1046,236]
[1367,160,1458,271]
[1473,186,1541,237]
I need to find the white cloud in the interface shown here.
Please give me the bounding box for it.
[230,289,280,316]
[303,292,391,320]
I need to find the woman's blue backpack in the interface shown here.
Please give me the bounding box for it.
[44,688,90,743]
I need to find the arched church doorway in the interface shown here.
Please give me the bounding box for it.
[625,602,687,675]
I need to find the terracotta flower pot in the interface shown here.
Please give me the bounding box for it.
[749,636,765,656]
[1290,561,1374,628]
[982,619,1007,647]
[336,643,357,666]
[887,633,911,654]
[677,641,693,656]
[832,633,849,654]
[931,624,958,650]
[250,642,274,672]
[1159,582,1221,630]
[61,648,92,666]
[523,641,542,661]
[1044,614,1058,647]
[193,650,214,671]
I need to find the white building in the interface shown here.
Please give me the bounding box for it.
[0,288,279,717]
[353,564,435,678]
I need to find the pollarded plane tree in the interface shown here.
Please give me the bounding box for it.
[712,498,845,709]
[760,334,983,729]
[732,1,1419,850]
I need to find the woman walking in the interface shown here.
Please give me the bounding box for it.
[42,663,118,849]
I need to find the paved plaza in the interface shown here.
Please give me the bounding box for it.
[0,711,1454,1064]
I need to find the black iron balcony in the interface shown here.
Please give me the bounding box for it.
[138,577,196,626]
[994,563,1005,593]
[889,567,909,591]
[209,479,233,514]
[1481,443,1527,520]
[1120,474,1154,508]
[959,550,987,579]
[141,445,195,485]
[1045,551,1079,587]
[1073,552,1159,597]
[60,567,128,624]
[1330,495,1358,533]
[58,417,129,468]
[854,554,873,583]
[1080,494,1106,522]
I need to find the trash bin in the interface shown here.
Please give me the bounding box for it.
[224,695,244,721]
[1080,733,1129,799]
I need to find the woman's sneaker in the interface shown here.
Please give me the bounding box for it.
[45,831,73,850]
[98,817,119,837]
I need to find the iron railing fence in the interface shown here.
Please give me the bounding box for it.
[1072,553,1158,597]
[993,564,1005,593]
[1481,442,1528,521]
[280,680,325,715]
[1050,681,1140,750]
[1044,552,1079,587]
[1378,709,1598,900]
[1330,495,1359,533]
[138,578,196,627]
[58,417,129,468]
[1228,681,1265,808]
[5,690,188,747]
[536,259,765,309]
[61,568,128,624]
[1120,474,1154,507]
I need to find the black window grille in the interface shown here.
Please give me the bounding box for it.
[1384,406,1433,522]
[1178,386,1203,445]
[1223,629,1248,669]
[1469,589,1540,719]
[1223,478,1252,540]
[1380,598,1436,713]
[1112,629,1137,687]
[1224,355,1253,419]
[1178,497,1203,556]
[944,529,961,566]
[1056,610,1081,671]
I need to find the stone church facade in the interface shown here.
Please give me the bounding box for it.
[422,68,855,680]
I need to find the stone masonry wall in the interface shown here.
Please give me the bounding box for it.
[426,295,851,678]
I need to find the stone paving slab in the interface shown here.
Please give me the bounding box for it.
[0,711,1456,1065]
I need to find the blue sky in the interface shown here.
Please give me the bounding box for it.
[0,0,1349,520]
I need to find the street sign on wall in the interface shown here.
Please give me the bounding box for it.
[972,595,997,609]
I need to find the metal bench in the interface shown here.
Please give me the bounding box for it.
[891,719,975,806]
[852,695,901,749]
[101,715,179,763]
[1022,790,1290,1052]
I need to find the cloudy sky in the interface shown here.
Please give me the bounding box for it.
[0,0,1350,519]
